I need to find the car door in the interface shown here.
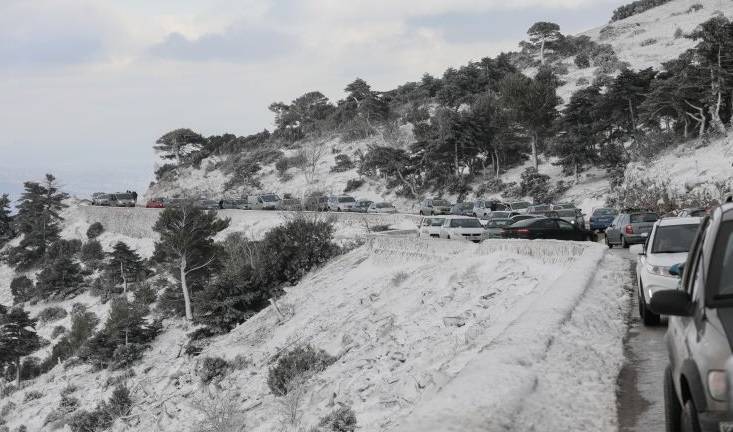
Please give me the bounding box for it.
[531,218,556,239]
[607,215,621,243]
[555,219,580,240]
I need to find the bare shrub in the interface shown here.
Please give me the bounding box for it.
[268,346,336,396]
[193,390,247,432]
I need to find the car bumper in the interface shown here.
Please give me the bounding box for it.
[639,271,679,303]
[625,234,648,244]
[589,222,612,231]
[698,411,733,432]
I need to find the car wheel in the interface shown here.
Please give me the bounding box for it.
[664,365,682,432]
[638,281,660,326]
[680,399,701,432]
[621,236,629,248]
[606,236,613,249]
[419,211,424,215]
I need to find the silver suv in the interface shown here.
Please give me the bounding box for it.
[650,203,733,431]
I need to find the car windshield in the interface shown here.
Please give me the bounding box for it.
[461,202,473,209]
[433,199,450,207]
[711,221,733,298]
[490,212,511,218]
[593,208,617,216]
[511,202,529,210]
[511,218,542,227]
[261,194,279,202]
[116,193,133,200]
[630,213,658,223]
[450,218,482,228]
[487,219,510,227]
[429,218,444,226]
[338,196,355,203]
[557,209,577,217]
[531,205,551,212]
[376,202,392,208]
[651,224,700,253]
[357,201,372,207]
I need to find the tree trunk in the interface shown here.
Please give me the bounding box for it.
[530,133,538,170]
[540,39,545,65]
[494,148,500,178]
[15,357,20,387]
[120,261,127,293]
[179,257,193,321]
[627,98,636,131]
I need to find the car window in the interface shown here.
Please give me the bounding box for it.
[433,199,450,207]
[450,218,482,228]
[487,219,510,228]
[650,224,700,254]
[556,210,577,218]
[630,213,658,223]
[534,219,556,229]
[338,197,355,203]
[709,221,733,298]
[556,220,575,231]
[512,202,529,210]
[593,208,617,216]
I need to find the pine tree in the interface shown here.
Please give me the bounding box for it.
[154,128,205,165]
[0,307,42,385]
[0,193,13,248]
[8,174,68,270]
[107,242,145,293]
[153,205,229,320]
[527,22,562,64]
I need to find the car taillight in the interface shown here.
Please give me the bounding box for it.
[515,228,530,235]
[625,224,634,234]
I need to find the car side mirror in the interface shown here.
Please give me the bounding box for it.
[669,263,684,277]
[649,290,693,317]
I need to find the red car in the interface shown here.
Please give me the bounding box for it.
[145,198,165,208]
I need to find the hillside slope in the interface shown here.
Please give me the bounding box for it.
[145,0,733,213]
[1,235,629,432]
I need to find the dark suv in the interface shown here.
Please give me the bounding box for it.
[650,202,733,431]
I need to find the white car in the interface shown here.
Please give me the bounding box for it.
[418,216,446,238]
[328,195,356,212]
[367,202,397,214]
[635,216,701,326]
[438,216,485,243]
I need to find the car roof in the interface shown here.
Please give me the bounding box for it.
[657,216,702,226]
[443,215,475,219]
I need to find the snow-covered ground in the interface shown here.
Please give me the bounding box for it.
[1,236,629,432]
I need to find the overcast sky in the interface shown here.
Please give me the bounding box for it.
[0,0,626,201]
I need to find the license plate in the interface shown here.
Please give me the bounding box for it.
[719,422,733,432]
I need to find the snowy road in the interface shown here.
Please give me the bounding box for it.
[615,247,667,432]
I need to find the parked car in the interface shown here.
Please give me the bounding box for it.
[555,208,585,226]
[418,216,446,238]
[328,195,356,212]
[527,204,552,215]
[352,199,373,213]
[91,192,106,205]
[649,202,733,432]
[303,194,329,211]
[589,207,619,232]
[248,193,281,210]
[472,200,510,218]
[280,198,303,211]
[419,198,452,216]
[635,217,701,326]
[113,192,137,207]
[368,202,397,214]
[508,214,542,225]
[450,202,474,216]
[501,217,595,241]
[605,211,659,248]
[508,201,532,214]
[484,218,511,238]
[677,207,707,218]
[95,194,113,206]
[438,216,485,243]
[220,199,250,210]
[145,197,166,208]
[196,198,220,210]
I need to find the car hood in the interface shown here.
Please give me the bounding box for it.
[646,252,688,267]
